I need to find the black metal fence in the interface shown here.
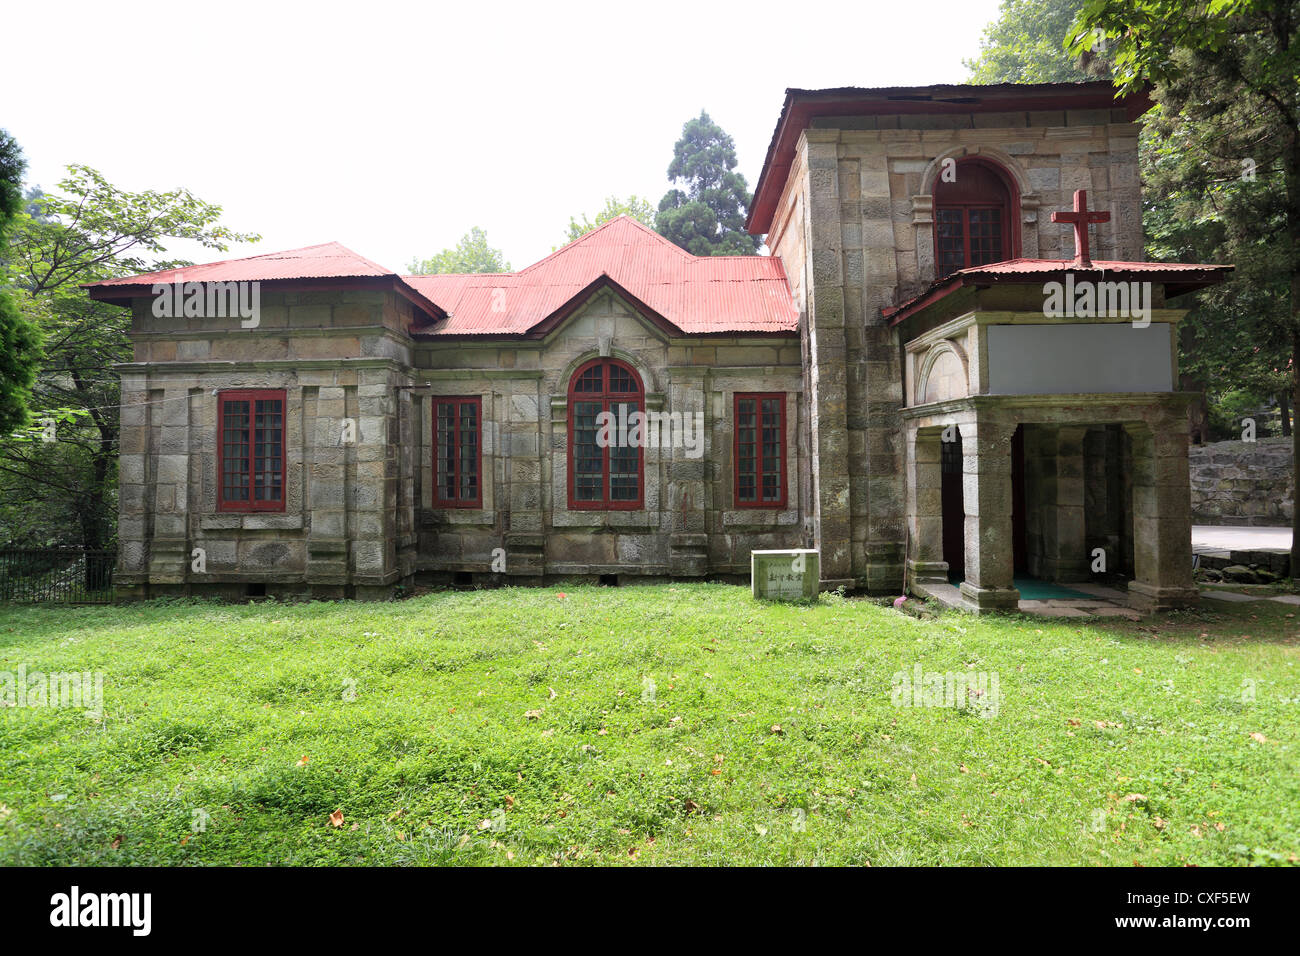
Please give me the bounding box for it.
[0,549,117,604]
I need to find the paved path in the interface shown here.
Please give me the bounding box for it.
[1193,525,1291,554]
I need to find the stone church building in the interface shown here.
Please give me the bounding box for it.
[87,81,1230,612]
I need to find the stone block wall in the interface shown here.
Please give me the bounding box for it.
[413,290,809,584]
[1189,439,1294,526]
[116,288,420,599]
[765,107,1143,593]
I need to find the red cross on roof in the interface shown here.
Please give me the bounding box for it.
[1051,189,1110,267]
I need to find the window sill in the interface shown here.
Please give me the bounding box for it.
[723,509,799,528]
[201,513,303,531]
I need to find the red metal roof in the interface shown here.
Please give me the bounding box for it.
[89,241,398,285]
[407,216,799,337]
[83,241,446,320]
[883,257,1233,325]
[747,82,1151,235]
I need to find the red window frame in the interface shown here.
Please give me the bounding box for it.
[932,157,1019,277]
[432,396,483,508]
[217,389,286,513]
[567,358,645,511]
[734,392,787,509]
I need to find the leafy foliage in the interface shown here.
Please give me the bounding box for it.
[655,112,760,256]
[964,0,1094,82]
[0,130,41,436]
[0,166,258,547]
[1069,0,1300,562]
[559,195,655,246]
[407,227,511,274]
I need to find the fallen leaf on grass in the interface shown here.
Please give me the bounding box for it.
[328,810,345,828]
[1249,732,1268,743]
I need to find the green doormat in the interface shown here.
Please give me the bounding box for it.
[1011,576,1094,601]
[946,576,1096,600]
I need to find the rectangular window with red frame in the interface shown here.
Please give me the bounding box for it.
[734,393,786,508]
[218,389,285,512]
[433,396,482,508]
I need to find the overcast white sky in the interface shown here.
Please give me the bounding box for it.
[6,0,1004,272]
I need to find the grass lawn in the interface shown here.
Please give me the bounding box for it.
[1,583,1297,866]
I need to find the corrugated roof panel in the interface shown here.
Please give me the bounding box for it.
[89,241,397,285]
[408,217,799,336]
[85,220,799,336]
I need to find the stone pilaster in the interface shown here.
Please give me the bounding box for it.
[147,386,192,587]
[114,376,152,599]
[307,385,350,587]
[353,369,400,592]
[803,134,854,587]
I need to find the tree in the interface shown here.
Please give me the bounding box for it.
[965,0,1094,82]
[0,129,42,436]
[407,227,511,274]
[1068,0,1300,573]
[560,195,655,245]
[0,130,26,225]
[0,165,258,548]
[655,111,760,256]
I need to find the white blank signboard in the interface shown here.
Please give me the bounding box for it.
[986,323,1173,395]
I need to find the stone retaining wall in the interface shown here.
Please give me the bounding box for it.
[1189,438,1293,526]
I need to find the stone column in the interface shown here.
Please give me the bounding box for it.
[905,425,947,588]
[958,418,1020,612]
[1125,421,1197,611]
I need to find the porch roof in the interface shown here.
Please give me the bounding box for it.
[883,258,1233,326]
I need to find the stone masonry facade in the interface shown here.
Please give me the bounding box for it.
[762,93,1143,594]
[113,282,807,598]
[101,82,1221,607]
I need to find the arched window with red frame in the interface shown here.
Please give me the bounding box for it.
[568,357,644,510]
[933,158,1019,277]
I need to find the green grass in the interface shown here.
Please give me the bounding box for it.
[1,583,1297,866]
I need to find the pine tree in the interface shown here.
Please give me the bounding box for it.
[655,112,760,256]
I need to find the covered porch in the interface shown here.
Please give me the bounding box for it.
[903,395,1197,614]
